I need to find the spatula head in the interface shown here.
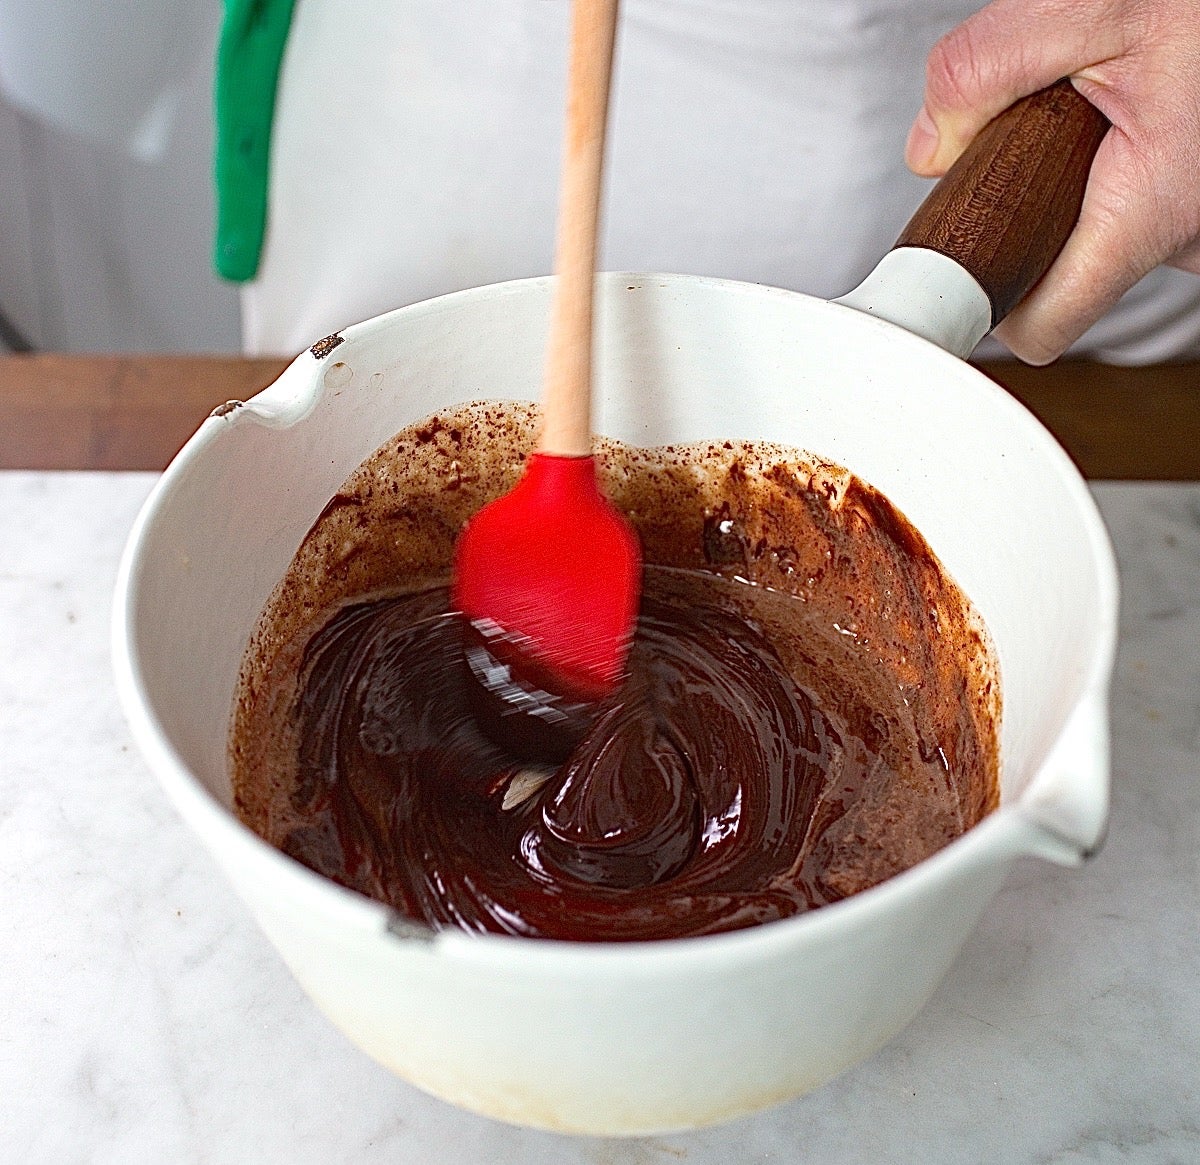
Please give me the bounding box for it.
[453,452,641,700]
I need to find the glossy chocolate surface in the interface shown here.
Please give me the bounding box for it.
[231,403,999,941]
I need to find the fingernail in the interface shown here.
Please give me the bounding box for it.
[905,106,940,171]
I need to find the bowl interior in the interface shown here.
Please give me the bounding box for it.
[122,273,1113,832]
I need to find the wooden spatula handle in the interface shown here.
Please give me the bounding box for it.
[896,79,1109,327]
[539,0,620,457]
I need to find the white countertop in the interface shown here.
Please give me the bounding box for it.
[2,472,1197,1164]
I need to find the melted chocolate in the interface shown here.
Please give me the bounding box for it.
[231,402,1000,942]
[278,575,836,938]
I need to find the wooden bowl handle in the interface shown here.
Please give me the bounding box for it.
[895,79,1109,327]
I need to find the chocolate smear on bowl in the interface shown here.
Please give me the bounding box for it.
[230,402,999,941]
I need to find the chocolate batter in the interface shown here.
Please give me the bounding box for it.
[231,402,999,941]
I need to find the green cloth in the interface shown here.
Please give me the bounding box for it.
[213,0,298,281]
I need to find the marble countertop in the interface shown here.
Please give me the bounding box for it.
[2,472,1197,1164]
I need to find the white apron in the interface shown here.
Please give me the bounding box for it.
[244,0,1200,363]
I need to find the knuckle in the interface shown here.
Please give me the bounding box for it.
[1107,128,1200,263]
[924,24,990,113]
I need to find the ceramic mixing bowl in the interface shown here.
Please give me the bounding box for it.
[113,84,1117,1134]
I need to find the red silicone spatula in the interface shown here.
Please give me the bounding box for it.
[452,0,640,707]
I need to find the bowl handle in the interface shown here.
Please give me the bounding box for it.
[835,79,1110,358]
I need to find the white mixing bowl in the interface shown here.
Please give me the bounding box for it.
[113,264,1116,1133]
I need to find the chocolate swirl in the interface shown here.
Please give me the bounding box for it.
[232,406,1000,943]
[279,578,838,941]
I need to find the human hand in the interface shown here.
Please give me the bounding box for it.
[904,0,1200,364]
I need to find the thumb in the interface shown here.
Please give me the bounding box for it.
[905,0,1128,176]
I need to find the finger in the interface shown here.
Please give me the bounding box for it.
[996,25,1200,362]
[992,131,1173,363]
[1167,236,1200,277]
[905,0,1134,176]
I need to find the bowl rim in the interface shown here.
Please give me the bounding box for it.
[111,270,1119,972]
